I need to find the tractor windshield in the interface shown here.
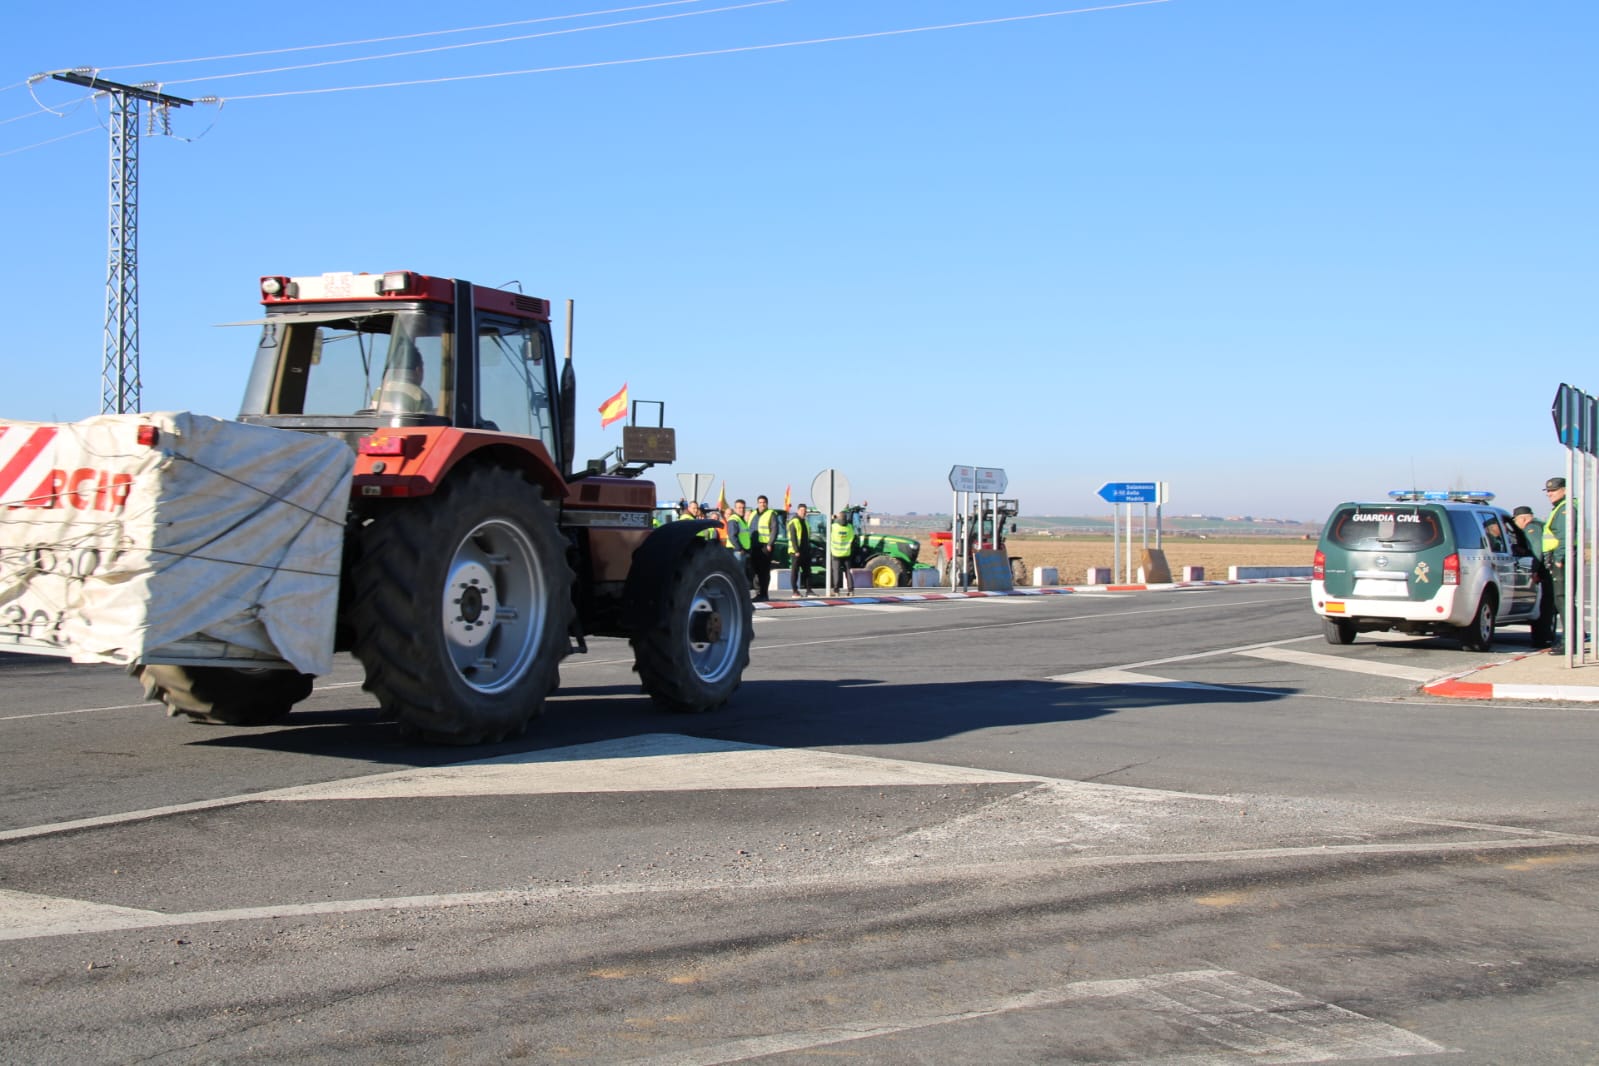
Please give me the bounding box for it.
[241,307,453,422]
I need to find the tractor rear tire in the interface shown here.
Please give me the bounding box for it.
[864,554,907,588]
[630,539,752,713]
[349,466,573,745]
[136,664,311,726]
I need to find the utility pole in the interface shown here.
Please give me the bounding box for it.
[51,71,191,414]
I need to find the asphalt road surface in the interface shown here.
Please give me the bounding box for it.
[3,583,1597,1064]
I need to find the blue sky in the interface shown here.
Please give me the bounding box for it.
[3,1,1594,521]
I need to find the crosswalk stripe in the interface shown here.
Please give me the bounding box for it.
[1048,669,1254,692]
[1238,646,1440,682]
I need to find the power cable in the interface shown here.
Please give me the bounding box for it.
[161,0,784,88]
[224,0,1172,101]
[98,0,718,72]
[0,126,98,158]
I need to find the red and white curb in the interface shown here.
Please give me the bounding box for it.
[753,576,1308,610]
[1422,652,1599,702]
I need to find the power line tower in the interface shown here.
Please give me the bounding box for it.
[52,72,191,414]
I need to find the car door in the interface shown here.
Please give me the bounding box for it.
[1476,510,1528,617]
[1501,513,1543,618]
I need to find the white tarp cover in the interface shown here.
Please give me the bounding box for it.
[0,412,352,674]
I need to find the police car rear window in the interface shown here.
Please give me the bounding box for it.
[1325,507,1444,551]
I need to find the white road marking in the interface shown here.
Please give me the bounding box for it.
[838,602,926,613]
[618,969,1448,1066]
[1045,635,1320,685]
[1048,668,1251,692]
[3,732,1594,944]
[1239,646,1440,682]
[0,734,1058,843]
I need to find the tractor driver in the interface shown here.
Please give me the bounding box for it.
[375,341,435,415]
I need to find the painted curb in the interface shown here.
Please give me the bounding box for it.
[752,576,1310,610]
[1421,651,1599,703]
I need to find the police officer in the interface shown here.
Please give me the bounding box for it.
[1542,476,1572,653]
[748,495,779,601]
[829,511,856,596]
[1511,505,1544,547]
[786,503,815,598]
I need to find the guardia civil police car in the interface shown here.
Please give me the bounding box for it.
[1311,491,1555,650]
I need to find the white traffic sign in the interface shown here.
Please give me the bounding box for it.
[676,472,714,504]
[812,468,851,512]
[975,466,1008,493]
[948,465,976,492]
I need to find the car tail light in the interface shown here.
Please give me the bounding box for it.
[1442,553,1460,585]
[1312,549,1325,580]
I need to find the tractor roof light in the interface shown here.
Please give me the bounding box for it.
[380,271,416,295]
[259,275,298,300]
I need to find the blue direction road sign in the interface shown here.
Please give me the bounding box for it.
[1552,382,1599,456]
[1098,481,1158,504]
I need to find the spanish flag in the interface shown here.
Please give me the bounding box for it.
[717,481,728,513]
[783,484,791,512]
[598,383,628,428]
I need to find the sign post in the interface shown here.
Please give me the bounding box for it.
[948,465,1007,589]
[812,468,851,595]
[1098,482,1160,583]
[948,466,974,588]
[1551,384,1597,666]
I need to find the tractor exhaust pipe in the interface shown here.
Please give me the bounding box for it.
[559,298,576,477]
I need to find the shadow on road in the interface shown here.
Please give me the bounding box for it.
[195,675,1293,767]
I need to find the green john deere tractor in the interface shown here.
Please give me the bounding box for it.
[774,505,924,588]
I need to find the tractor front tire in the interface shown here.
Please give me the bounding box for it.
[630,540,752,713]
[136,665,312,726]
[349,466,573,745]
[863,554,907,588]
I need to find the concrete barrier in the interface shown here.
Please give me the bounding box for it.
[910,568,941,588]
[1033,566,1059,586]
[1084,567,1112,584]
[1182,566,1205,581]
[1228,565,1313,579]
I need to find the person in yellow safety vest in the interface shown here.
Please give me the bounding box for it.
[829,511,856,596]
[725,499,752,587]
[677,500,718,540]
[786,503,815,598]
[748,494,779,602]
[1542,475,1573,653]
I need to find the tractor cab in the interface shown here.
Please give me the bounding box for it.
[235,271,566,470]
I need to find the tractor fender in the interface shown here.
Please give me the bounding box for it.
[622,520,723,632]
[353,427,566,501]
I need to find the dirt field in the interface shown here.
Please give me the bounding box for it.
[1002,535,1316,584]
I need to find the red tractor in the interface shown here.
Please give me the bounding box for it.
[137,270,751,743]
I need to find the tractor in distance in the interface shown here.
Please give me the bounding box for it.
[157,269,752,743]
[930,497,1021,585]
[774,504,925,588]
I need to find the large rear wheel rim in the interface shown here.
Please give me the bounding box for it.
[870,565,898,587]
[441,517,545,695]
[686,570,745,684]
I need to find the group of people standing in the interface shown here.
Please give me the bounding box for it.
[672,495,858,600]
[1513,476,1575,653]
